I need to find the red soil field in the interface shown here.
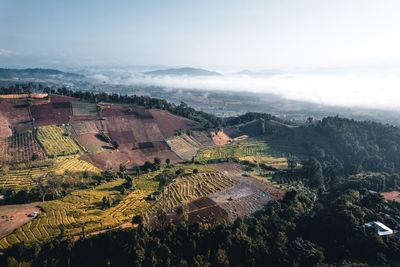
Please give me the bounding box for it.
[80,145,181,170]
[149,197,229,229]
[30,102,71,127]
[210,130,231,145]
[150,109,201,138]
[50,94,79,103]
[103,116,164,145]
[381,191,400,202]
[100,105,129,117]
[69,116,100,123]
[76,133,110,154]
[0,98,32,136]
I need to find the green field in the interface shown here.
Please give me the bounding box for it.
[71,101,99,117]
[36,125,85,157]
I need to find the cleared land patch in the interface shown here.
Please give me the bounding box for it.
[210,130,231,145]
[36,125,85,157]
[0,132,46,164]
[0,202,41,239]
[381,191,400,202]
[150,109,201,138]
[30,102,71,127]
[0,98,32,135]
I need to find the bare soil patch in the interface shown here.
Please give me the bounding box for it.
[0,98,32,135]
[210,130,231,145]
[30,102,71,127]
[150,109,201,138]
[381,191,400,202]
[0,202,41,239]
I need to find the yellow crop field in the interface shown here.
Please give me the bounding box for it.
[0,164,218,249]
[53,156,101,175]
[36,125,85,157]
[0,166,49,189]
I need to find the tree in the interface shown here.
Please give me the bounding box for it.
[119,163,127,172]
[31,175,48,202]
[112,140,119,149]
[166,158,170,166]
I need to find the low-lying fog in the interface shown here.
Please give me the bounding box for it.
[87,69,400,112]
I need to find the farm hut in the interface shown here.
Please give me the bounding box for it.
[364,221,393,236]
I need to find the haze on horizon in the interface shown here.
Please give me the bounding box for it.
[2,0,400,112]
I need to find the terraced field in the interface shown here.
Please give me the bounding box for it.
[194,140,272,162]
[71,101,98,117]
[0,164,218,249]
[0,166,49,189]
[166,135,202,160]
[0,157,100,190]
[53,156,101,175]
[151,172,239,211]
[0,132,46,164]
[36,125,85,157]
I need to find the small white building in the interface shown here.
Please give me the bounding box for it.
[364,221,393,236]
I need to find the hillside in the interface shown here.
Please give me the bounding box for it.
[143,67,222,77]
[0,89,399,266]
[0,68,84,80]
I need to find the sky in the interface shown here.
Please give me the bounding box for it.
[2,0,400,69]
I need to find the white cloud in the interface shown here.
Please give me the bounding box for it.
[106,72,400,111]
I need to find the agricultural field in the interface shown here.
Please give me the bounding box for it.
[68,121,102,136]
[71,101,99,117]
[166,135,202,160]
[36,125,85,157]
[0,132,46,164]
[0,156,100,190]
[76,134,110,154]
[150,109,201,138]
[0,164,217,249]
[191,131,215,147]
[151,172,239,211]
[0,165,49,190]
[52,156,101,175]
[194,140,274,162]
[30,102,72,127]
[0,98,32,135]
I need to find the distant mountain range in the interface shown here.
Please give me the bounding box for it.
[143,67,222,77]
[0,68,84,80]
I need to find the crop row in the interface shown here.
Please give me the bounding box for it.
[0,132,45,164]
[152,172,239,211]
[36,125,84,157]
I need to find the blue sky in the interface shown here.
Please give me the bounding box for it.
[1,0,400,69]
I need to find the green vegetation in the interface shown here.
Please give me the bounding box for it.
[70,101,98,117]
[36,125,85,157]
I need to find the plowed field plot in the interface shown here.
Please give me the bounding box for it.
[0,132,46,164]
[76,133,110,154]
[69,121,102,136]
[167,135,203,160]
[80,145,181,170]
[100,105,129,117]
[71,101,98,116]
[50,95,79,103]
[191,131,215,147]
[36,125,84,157]
[150,109,201,138]
[103,116,164,145]
[0,202,41,239]
[209,183,272,220]
[30,102,71,127]
[149,197,229,229]
[0,98,32,136]
[212,163,284,200]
